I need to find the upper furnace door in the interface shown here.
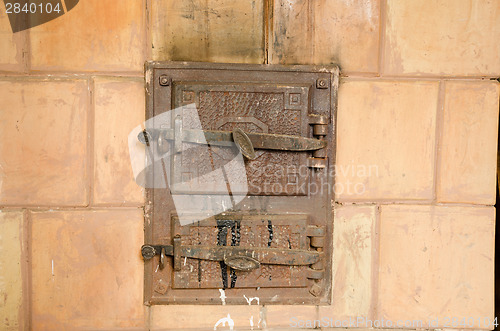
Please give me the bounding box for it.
[141,62,338,305]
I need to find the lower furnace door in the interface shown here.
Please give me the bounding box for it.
[141,62,338,305]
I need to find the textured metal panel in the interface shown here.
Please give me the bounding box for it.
[171,84,309,196]
[172,214,308,289]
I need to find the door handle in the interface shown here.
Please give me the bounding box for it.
[137,115,328,160]
[141,235,321,272]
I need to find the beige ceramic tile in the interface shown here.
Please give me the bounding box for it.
[438,81,500,205]
[0,211,26,330]
[272,0,380,72]
[335,80,439,201]
[266,305,317,328]
[377,205,494,328]
[0,5,27,71]
[0,79,88,206]
[152,0,264,63]
[271,0,313,65]
[314,0,380,72]
[151,305,261,330]
[31,209,144,330]
[319,205,376,326]
[30,0,145,71]
[384,0,500,76]
[93,78,145,205]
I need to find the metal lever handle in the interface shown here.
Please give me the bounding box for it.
[232,128,256,160]
[141,242,321,271]
[138,127,327,159]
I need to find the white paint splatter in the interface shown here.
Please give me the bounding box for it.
[219,289,226,305]
[243,295,259,305]
[249,315,254,330]
[155,265,159,273]
[214,314,234,330]
[145,69,152,94]
[184,256,187,265]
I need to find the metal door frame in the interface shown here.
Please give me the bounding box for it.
[143,62,339,305]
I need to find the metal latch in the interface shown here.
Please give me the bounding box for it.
[138,115,328,160]
[141,235,322,272]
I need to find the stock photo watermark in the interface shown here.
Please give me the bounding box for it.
[3,0,80,32]
[128,103,379,225]
[290,316,499,329]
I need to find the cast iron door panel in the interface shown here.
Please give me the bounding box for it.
[142,62,338,305]
[171,83,310,196]
[172,214,310,289]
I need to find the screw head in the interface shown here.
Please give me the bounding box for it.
[316,78,328,89]
[137,130,152,145]
[309,283,322,297]
[141,245,156,260]
[154,281,168,295]
[159,75,170,86]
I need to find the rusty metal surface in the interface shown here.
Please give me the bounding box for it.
[171,83,310,196]
[224,256,260,271]
[171,214,310,289]
[144,62,338,305]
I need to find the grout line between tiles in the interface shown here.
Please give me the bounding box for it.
[2,206,145,212]
[5,201,491,210]
[309,0,315,64]
[264,0,274,65]
[90,202,146,208]
[88,78,95,207]
[23,22,30,73]
[145,305,151,331]
[340,75,498,81]
[0,71,496,81]
[433,81,446,203]
[203,0,210,60]
[370,204,381,322]
[0,71,144,77]
[378,0,387,76]
[24,210,32,331]
[144,0,151,63]
[335,200,494,208]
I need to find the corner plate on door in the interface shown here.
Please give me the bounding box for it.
[142,62,338,305]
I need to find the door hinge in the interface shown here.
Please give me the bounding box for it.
[306,225,326,296]
[307,114,329,169]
